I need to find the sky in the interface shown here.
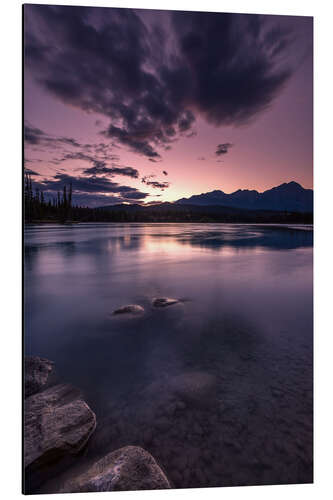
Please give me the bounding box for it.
[24,5,313,207]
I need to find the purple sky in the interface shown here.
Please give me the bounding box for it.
[24,6,313,207]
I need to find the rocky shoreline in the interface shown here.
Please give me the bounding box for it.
[24,356,171,493]
[24,319,313,492]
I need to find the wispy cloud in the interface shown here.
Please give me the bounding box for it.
[215,143,233,156]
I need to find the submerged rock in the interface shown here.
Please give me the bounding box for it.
[24,383,96,470]
[142,371,217,414]
[59,446,171,492]
[168,371,217,406]
[152,297,180,308]
[25,356,55,398]
[112,304,144,315]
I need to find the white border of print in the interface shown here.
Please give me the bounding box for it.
[1,0,332,499]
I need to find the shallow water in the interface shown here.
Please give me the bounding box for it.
[24,223,313,489]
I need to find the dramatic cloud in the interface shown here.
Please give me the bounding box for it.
[25,6,294,159]
[33,173,149,205]
[215,143,233,156]
[58,151,92,163]
[142,174,170,190]
[178,110,196,132]
[171,12,293,126]
[83,165,139,178]
[24,123,142,183]
[24,123,81,148]
[101,124,162,159]
[24,124,45,145]
[144,181,170,190]
[53,150,140,178]
[25,124,120,162]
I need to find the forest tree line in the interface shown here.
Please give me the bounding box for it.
[24,173,75,222]
[24,173,313,224]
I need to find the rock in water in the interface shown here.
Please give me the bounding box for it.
[24,356,55,398]
[112,304,144,315]
[169,371,217,406]
[152,297,179,308]
[59,446,171,492]
[24,383,96,469]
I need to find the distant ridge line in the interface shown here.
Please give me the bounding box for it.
[175,181,313,213]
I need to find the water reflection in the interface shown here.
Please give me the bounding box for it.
[177,225,313,251]
[24,223,313,490]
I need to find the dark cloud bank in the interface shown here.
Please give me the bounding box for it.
[24,6,300,205]
[32,173,149,207]
[25,7,295,153]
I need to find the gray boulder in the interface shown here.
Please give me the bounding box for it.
[112,304,144,315]
[60,446,171,492]
[24,383,96,469]
[24,356,55,398]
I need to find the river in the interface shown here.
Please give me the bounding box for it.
[24,222,313,489]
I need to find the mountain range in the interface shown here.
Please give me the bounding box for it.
[176,182,313,213]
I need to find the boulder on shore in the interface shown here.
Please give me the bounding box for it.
[112,304,144,315]
[152,297,180,308]
[24,356,55,398]
[24,383,96,470]
[59,446,171,492]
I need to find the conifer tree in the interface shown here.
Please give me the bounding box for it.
[68,182,72,208]
[63,185,67,208]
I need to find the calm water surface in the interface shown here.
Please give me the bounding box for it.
[24,223,313,489]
